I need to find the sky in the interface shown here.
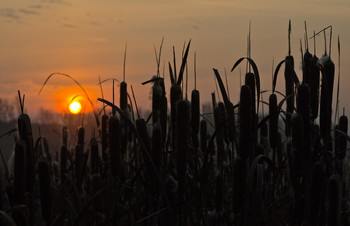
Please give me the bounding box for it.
[1,0,350,121]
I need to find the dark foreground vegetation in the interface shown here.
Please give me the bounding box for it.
[0,22,349,225]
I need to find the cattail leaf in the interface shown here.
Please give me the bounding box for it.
[231,57,246,72]
[273,60,286,93]
[286,63,300,87]
[0,210,17,226]
[177,40,191,86]
[213,68,230,106]
[257,93,292,129]
[248,154,273,182]
[257,110,282,129]
[141,76,163,85]
[169,62,175,84]
[231,57,261,113]
[261,90,286,98]
[39,72,100,127]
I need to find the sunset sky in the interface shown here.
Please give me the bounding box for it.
[1,0,350,121]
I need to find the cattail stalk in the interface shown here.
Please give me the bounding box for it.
[109,116,121,178]
[38,158,52,225]
[176,99,190,225]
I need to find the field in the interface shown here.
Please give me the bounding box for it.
[0,23,349,226]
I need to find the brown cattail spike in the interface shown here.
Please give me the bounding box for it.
[120,81,128,111]
[18,113,35,192]
[285,55,294,137]
[191,89,200,148]
[337,115,348,160]
[319,55,335,141]
[239,85,252,159]
[269,94,278,149]
[309,55,320,120]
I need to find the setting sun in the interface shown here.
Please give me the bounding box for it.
[69,101,82,114]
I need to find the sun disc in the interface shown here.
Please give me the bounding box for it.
[69,101,82,114]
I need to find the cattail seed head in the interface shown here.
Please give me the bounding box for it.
[77,126,85,148]
[319,56,335,140]
[269,93,278,149]
[120,81,128,111]
[191,89,200,148]
[171,85,182,146]
[309,56,320,120]
[239,85,252,159]
[285,55,295,137]
[337,115,348,159]
[303,50,313,85]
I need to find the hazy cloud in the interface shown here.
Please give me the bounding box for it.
[192,24,200,29]
[19,9,40,15]
[83,20,102,26]
[0,8,20,20]
[63,23,78,29]
[29,5,43,9]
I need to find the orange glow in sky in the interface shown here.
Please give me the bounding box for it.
[1,0,350,117]
[53,86,97,114]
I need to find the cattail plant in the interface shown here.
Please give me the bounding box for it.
[232,155,247,214]
[214,103,225,213]
[336,114,348,160]
[269,94,278,149]
[191,90,200,148]
[309,42,320,120]
[152,76,162,125]
[191,53,200,149]
[90,138,99,174]
[60,145,67,182]
[101,114,109,162]
[245,72,257,145]
[296,84,311,159]
[239,85,252,159]
[319,28,335,143]
[14,140,26,205]
[17,91,35,193]
[302,22,313,85]
[176,99,190,225]
[285,20,295,137]
[38,158,52,225]
[292,113,305,177]
[160,79,168,145]
[327,175,342,226]
[109,116,121,178]
[308,161,326,225]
